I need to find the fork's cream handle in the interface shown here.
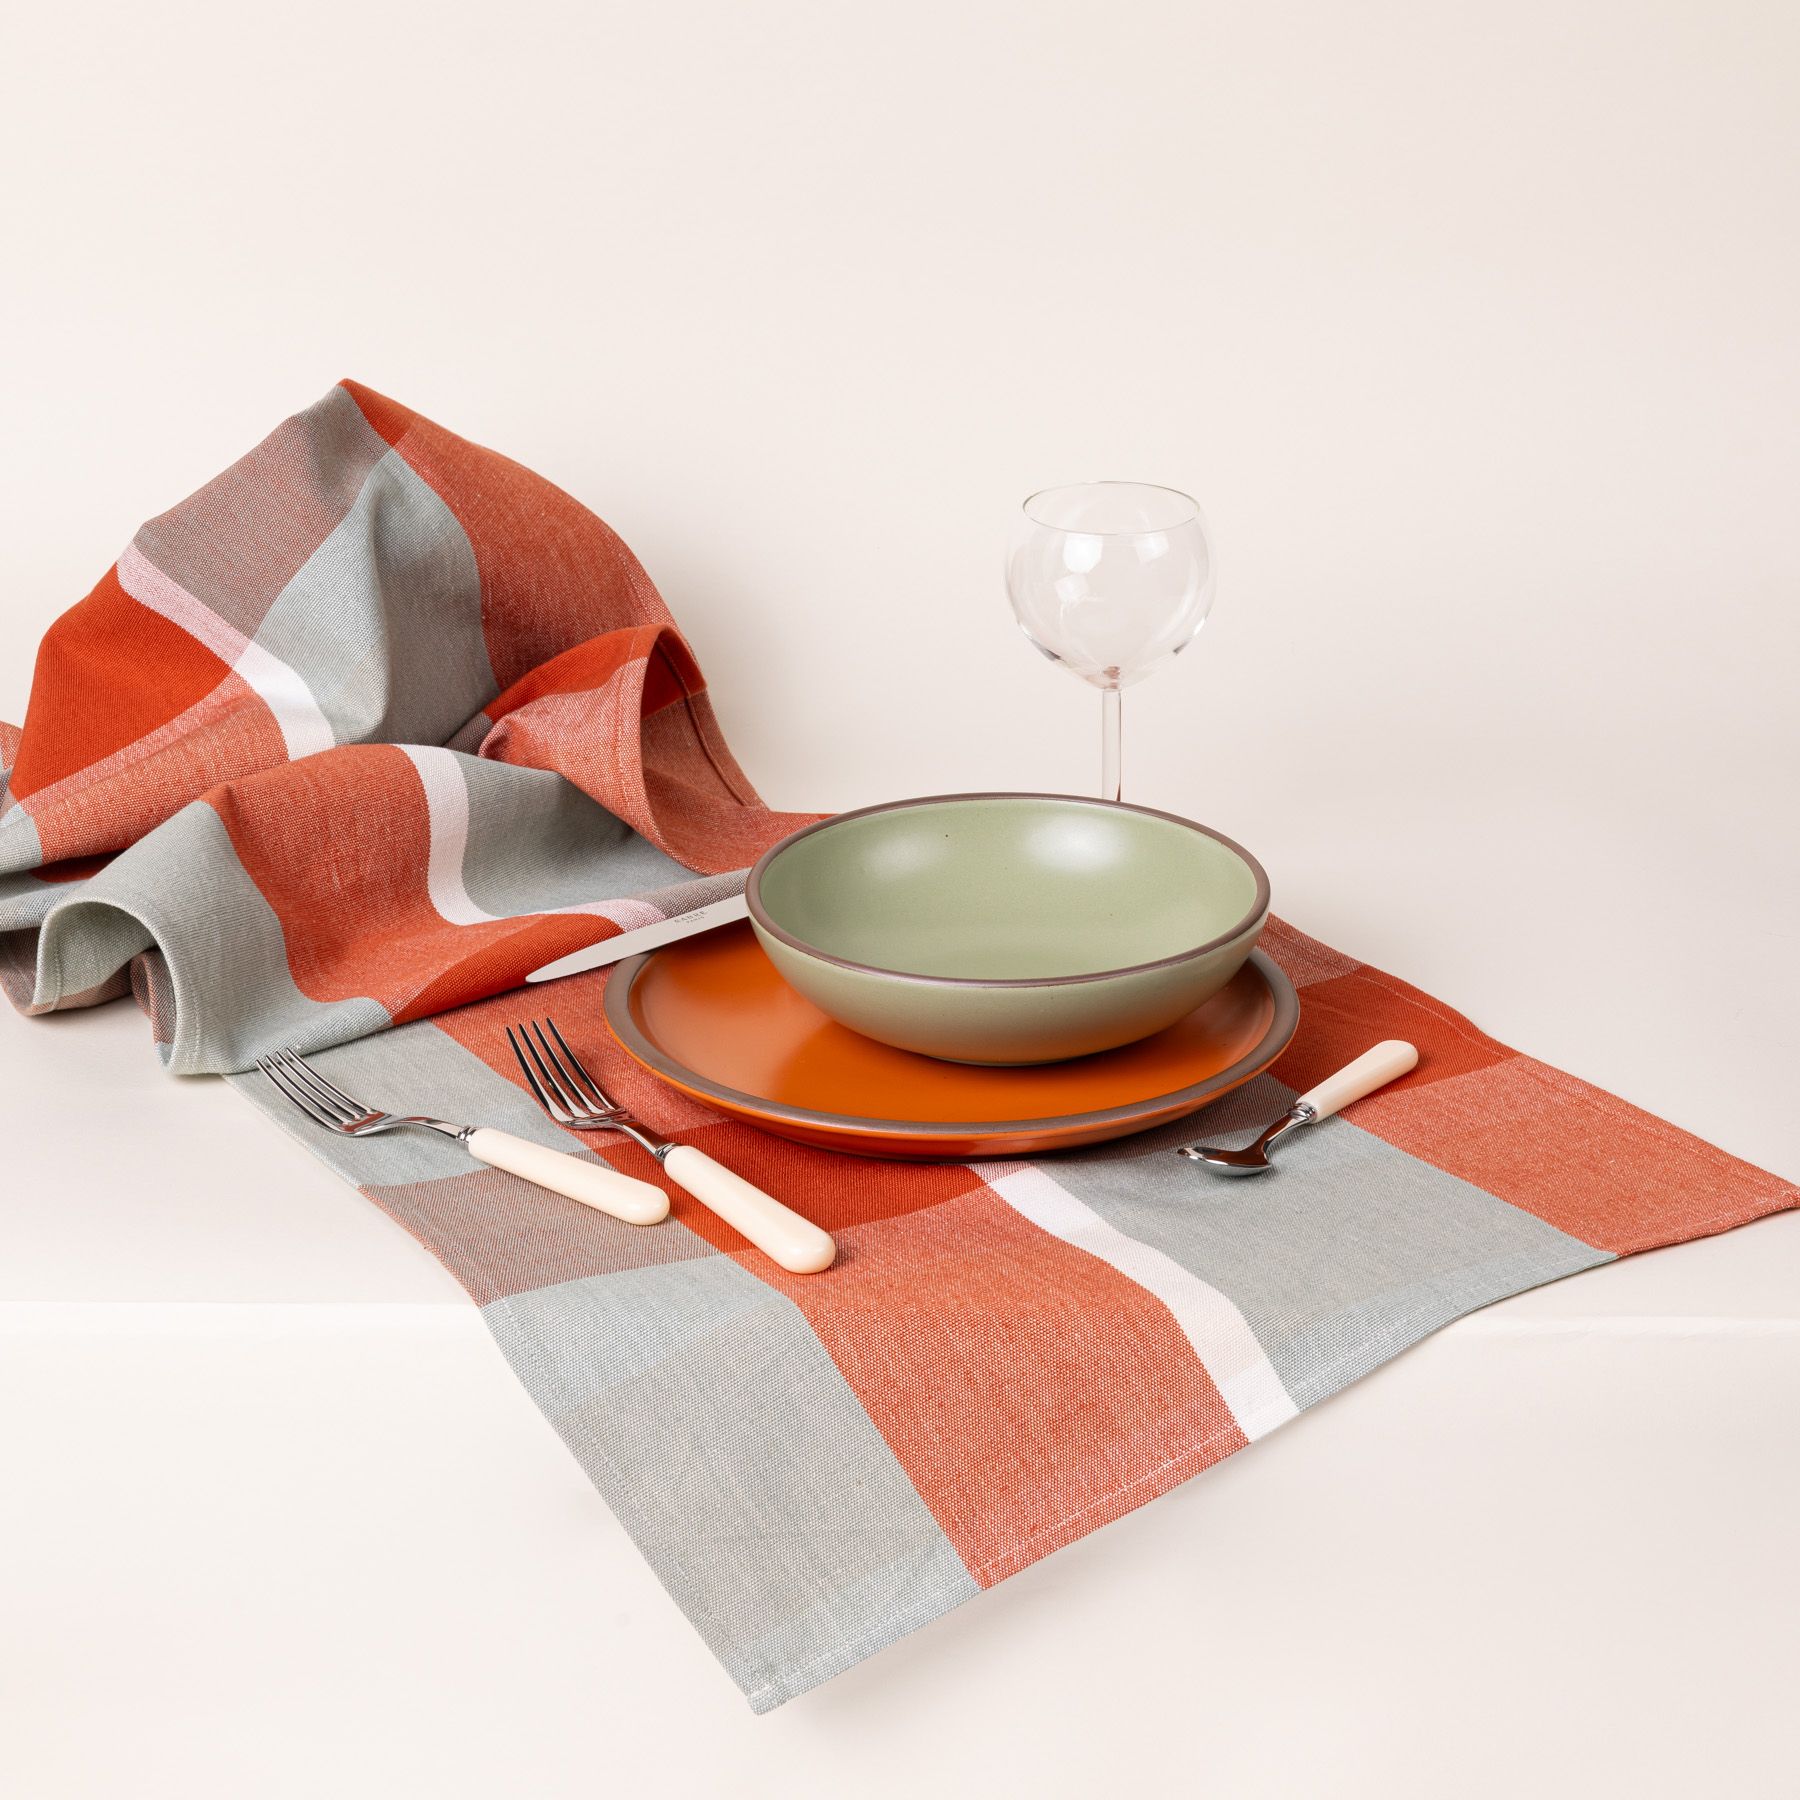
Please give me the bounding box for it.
[1296,1040,1419,1122]
[660,1145,836,1274]
[465,1129,669,1225]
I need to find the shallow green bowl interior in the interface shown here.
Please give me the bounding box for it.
[755,798,1262,981]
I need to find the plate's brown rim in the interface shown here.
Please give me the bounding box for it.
[743,792,1273,989]
[601,944,1298,1141]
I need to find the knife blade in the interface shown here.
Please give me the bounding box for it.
[525,893,750,983]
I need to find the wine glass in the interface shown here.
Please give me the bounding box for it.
[1005,482,1214,802]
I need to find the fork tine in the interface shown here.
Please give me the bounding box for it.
[506,1024,571,1123]
[273,1049,358,1123]
[523,1021,588,1115]
[258,1056,345,1132]
[273,1050,360,1124]
[282,1050,367,1118]
[542,1016,618,1113]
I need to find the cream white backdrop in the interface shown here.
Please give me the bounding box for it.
[4,0,1797,1164]
[2,3,1797,1797]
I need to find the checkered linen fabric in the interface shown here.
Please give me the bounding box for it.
[0,382,814,1068]
[3,385,1792,1710]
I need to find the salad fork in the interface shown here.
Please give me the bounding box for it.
[506,1017,837,1274]
[255,1047,668,1224]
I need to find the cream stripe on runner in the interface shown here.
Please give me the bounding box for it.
[980,1160,1300,1439]
[117,543,336,761]
[399,745,666,930]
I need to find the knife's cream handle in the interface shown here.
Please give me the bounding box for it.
[661,1145,837,1274]
[1297,1040,1419,1122]
[465,1128,669,1225]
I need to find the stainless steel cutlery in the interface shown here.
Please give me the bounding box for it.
[525,893,749,984]
[255,1047,668,1224]
[506,1016,836,1274]
[1177,1040,1418,1174]
[257,1025,837,1275]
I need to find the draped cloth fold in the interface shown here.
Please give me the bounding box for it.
[4,384,1792,1713]
[0,380,813,1071]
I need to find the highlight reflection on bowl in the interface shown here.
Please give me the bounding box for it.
[745,793,1270,1066]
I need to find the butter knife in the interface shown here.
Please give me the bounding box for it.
[525,893,749,983]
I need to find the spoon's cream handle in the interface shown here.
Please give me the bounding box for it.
[465,1128,669,1225]
[661,1145,837,1274]
[1296,1040,1419,1122]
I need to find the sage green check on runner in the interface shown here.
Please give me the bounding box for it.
[3,384,1792,1709]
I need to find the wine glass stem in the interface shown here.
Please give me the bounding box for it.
[1100,688,1122,802]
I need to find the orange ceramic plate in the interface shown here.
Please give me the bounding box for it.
[603,921,1298,1159]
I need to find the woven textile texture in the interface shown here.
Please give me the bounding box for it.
[3,384,1792,1710]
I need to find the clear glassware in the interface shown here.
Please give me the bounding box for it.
[1005,482,1214,802]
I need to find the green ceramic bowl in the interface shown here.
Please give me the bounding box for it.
[745,793,1271,1065]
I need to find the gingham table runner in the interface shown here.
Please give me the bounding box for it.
[3,386,1793,1710]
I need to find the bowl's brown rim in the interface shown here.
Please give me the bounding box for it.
[744,792,1272,990]
[603,946,1299,1140]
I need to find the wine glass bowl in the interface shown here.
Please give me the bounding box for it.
[1006,482,1214,799]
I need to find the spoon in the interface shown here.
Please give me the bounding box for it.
[1177,1040,1419,1174]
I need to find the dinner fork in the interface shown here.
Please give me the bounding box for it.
[255,1047,668,1225]
[505,1018,837,1274]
